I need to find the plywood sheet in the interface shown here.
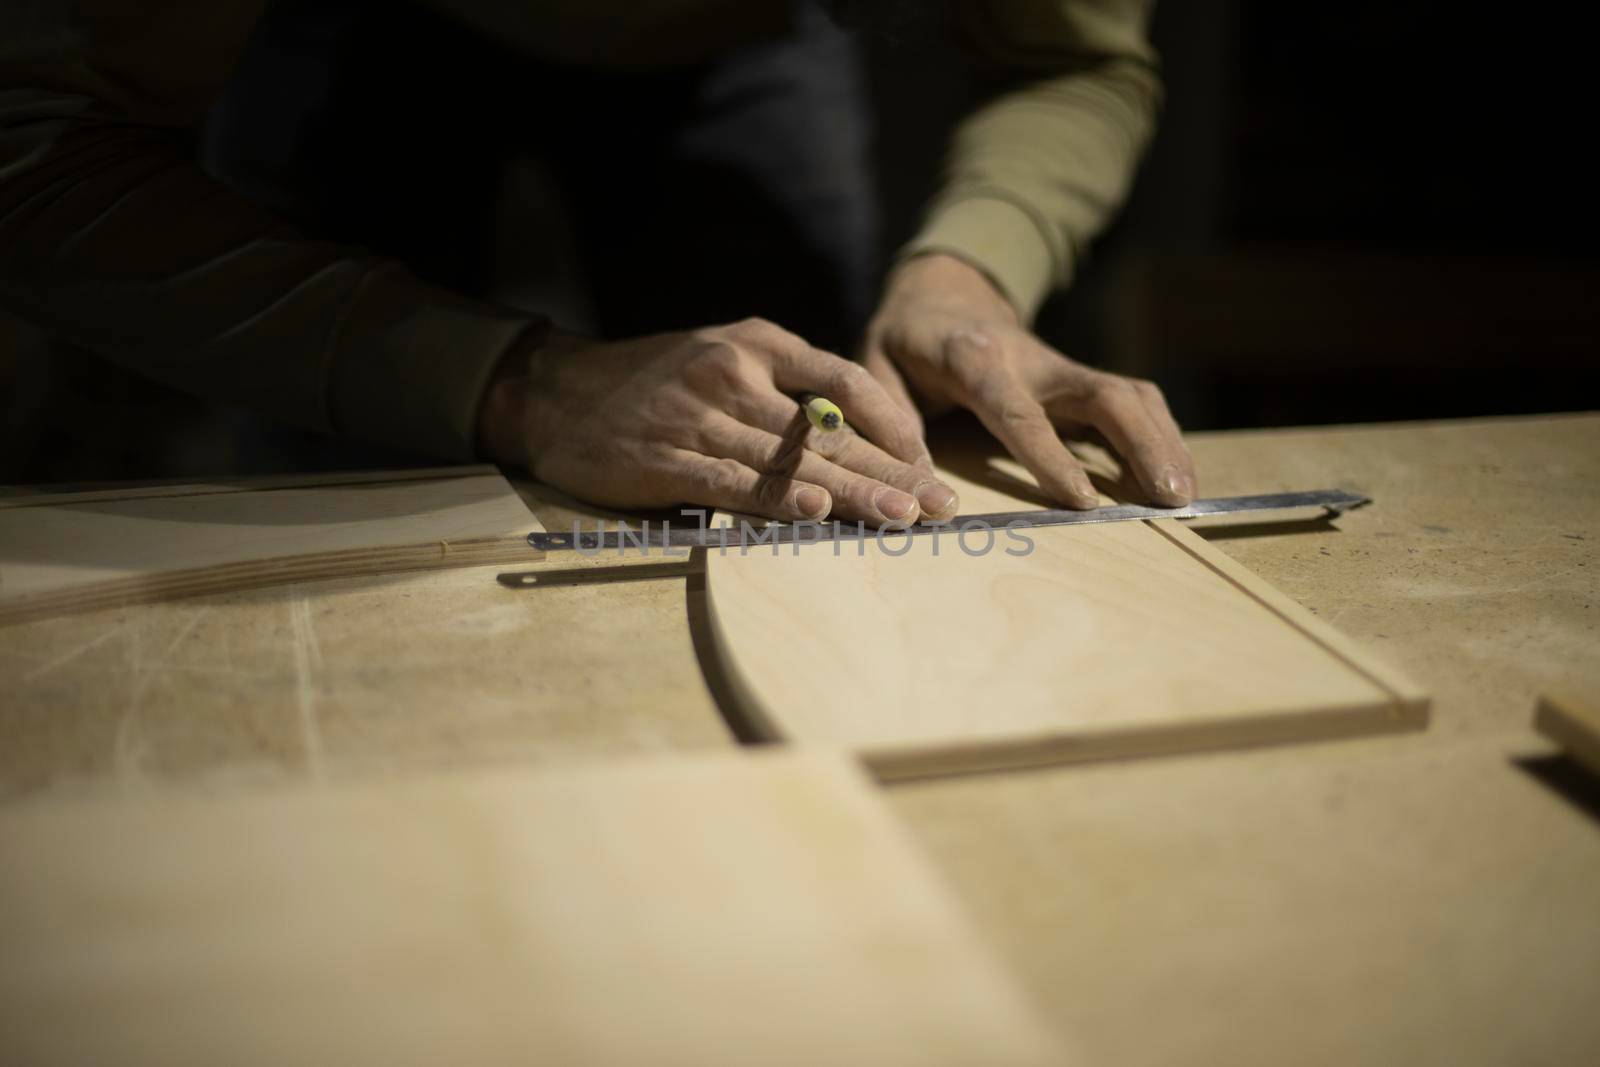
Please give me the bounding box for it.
[706,455,1427,779]
[0,751,1063,1067]
[0,466,540,624]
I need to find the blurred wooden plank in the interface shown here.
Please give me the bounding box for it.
[0,751,1063,1067]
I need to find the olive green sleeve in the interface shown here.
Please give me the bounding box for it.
[900,0,1161,322]
[0,6,541,461]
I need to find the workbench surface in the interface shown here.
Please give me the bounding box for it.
[4,413,1598,1065]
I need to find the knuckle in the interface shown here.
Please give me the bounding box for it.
[704,456,749,498]
[730,316,787,345]
[688,323,730,346]
[997,397,1044,431]
[949,326,998,353]
[943,330,998,382]
[1129,433,1167,458]
[826,359,873,396]
[1085,374,1130,406]
[680,411,720,455]
[645,383,695,428]
[805,426,847,459]
[686,340,749,394]
[969,378,1008,415]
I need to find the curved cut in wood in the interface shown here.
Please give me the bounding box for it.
[705,453,1428,780]
[0,467,541,626]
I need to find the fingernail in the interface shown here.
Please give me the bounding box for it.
[1069,471,1098,508]
[873,487,918,523]
[795,486,830,519]
[1158,465,1193,504]
[912,480,958,521]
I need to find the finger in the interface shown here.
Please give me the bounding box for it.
[725,389,959,521]
[697,413,925,526]
[819,433,958,521]
[1070,376,1193,505]
[659,449,833,522]
[938,332,1097,509]
[1134,382,1198,497]
[968,377,1099,509]
[751,330,931,468]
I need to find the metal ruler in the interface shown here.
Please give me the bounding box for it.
[527,488,1368,553]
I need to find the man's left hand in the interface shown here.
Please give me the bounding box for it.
[860,253,1197,510]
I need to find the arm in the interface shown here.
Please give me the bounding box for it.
[0,5,535,461]
[0,4,956,522]
[906,0,1162,320]
[863,0,1196,507]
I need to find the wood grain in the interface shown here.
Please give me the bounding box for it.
[0,751,1064,1067]
[0,467,541,625]
[706,453,1428,779]
[2,413,1592,1067]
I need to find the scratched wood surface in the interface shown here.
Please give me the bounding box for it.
[0,466,540,625]
[2,414,1598,1066]
[705,452,1426,778]
[0,751,1063,1067]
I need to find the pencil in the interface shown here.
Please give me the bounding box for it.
[799,393,844,433]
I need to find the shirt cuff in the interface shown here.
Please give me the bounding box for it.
[898,196,1059,323]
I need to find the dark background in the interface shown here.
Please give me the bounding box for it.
[2,0,1596,483]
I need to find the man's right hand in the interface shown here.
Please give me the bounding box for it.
[475,318,961,525]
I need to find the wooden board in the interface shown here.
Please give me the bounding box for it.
[2,413,1592,1067]
[706,453,1428,779]
[1535,692,1600,778]
[0,466,541,625]
[0,751,1065,1067]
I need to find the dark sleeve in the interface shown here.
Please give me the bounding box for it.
[900,0,1161,322]
[0,6,541,460]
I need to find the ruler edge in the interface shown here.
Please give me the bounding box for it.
[529,489,1369,552]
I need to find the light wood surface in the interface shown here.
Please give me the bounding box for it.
[0,750,1062,1067]
[0,466,541,625]
[2,413,1597,1065]
[1535,692,1600,778]
[705,452,1426,778]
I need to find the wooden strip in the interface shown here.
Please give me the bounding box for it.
[1148,518,1431,719]
[0,471,539,625]
[1535,692,1600,778]
[0,537,533,626]
[0,752,1065,1067]
[864,700,1425,782]
[0,464,501,509]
